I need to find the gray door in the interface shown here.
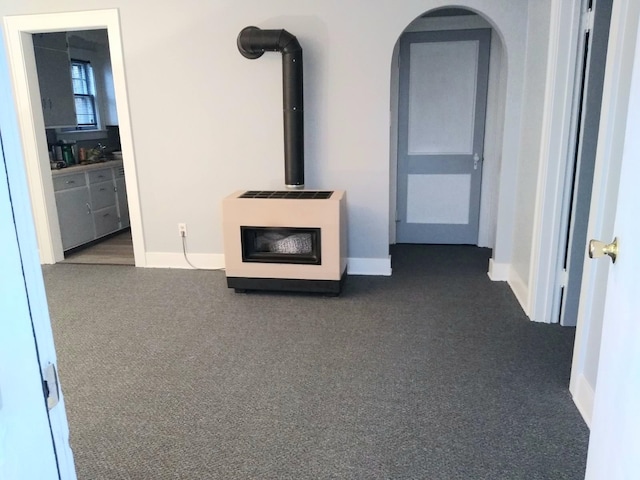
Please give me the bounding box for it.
[560,0,612,326]
[397,29,491,244]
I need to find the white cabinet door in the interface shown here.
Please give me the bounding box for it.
[93,206,119,238]
[55,187,94,250]
[33,46,76,128]
[89,179,116,211]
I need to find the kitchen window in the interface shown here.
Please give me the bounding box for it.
[70,60,98,129]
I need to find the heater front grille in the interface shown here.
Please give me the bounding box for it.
[240,190,333,200]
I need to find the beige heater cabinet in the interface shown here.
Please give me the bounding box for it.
[222,190,347,294]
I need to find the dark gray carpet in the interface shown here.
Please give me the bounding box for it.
[42,245,589,479]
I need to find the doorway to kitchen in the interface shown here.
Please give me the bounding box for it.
[3,9,144,266]
[34,28,134,266]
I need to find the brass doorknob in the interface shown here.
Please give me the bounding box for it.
[588,237,618,263]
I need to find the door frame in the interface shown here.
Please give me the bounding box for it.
[2,9,146,266]
[526,0,586,323]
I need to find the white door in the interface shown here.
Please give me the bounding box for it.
[396,29,491,244]
[1,36,76,476]
[0,132,61,479]
[584,25,640,478]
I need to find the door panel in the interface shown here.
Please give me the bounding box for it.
[408,40,479,154]
[407,173,471,224]
[585,21,640,476]
[560,0,613,326]
[397,29,491,244]
[0,133,61,478]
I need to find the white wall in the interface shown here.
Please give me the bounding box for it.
[506,0,553,309]
[1,0,538,277]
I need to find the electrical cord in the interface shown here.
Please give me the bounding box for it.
[180,232,199,269]
[181,231,225,271]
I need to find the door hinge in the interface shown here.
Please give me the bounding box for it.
[583,8,594,32]
[558,268,569,289]
[43,363,60,410]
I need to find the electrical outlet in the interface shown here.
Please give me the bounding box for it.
[178,223,187,237]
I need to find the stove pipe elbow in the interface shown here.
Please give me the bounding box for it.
[237,26,304,189]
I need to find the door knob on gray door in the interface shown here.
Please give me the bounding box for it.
[588,237,618,263]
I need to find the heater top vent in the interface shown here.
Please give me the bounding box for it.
[240,190,333,200]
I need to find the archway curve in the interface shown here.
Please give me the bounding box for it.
[389,5,509,251]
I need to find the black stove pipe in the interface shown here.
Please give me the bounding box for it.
[237,26,304,189]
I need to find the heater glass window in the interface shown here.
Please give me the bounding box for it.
[241,227,321,265]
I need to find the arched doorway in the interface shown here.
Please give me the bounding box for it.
[389,7,508,250]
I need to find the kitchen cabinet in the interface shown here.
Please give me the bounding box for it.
[53,162,130,251]
[114,166,130,229]
[53,172,94,250]
[33,33,76,128]
[88,168,120,237]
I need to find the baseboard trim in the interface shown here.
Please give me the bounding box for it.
[572,373,594,428]
[145,252,225,270]
[487,259,509,281]
[508,267,530,317]
[143,253,393,276]
[347,256,392,276]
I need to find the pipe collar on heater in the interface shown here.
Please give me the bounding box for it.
[237,26,304,189]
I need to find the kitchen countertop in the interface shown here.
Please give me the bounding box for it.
[51,159,123,176]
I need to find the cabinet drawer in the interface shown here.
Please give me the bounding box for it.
[88,168,113,184]
[90,180,116,210]
[52,172,86,191]
[93,206,120,238]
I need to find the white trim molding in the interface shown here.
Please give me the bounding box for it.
[528,0,586,323]
[487,258,509,281]
[572,373,595,427]
[145,253,393,277]
[488,261,534,318]
[145,252,225,270]
[3,9,146,267]
[508,267,530,317]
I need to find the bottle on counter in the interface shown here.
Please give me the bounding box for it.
[53,144,63,161]
[61,144,75,166]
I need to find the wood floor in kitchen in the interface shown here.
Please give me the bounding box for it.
[61,229,134,266]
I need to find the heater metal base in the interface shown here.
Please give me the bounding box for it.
[227,270,346,295]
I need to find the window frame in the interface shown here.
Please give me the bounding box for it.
[70,59,98,130]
